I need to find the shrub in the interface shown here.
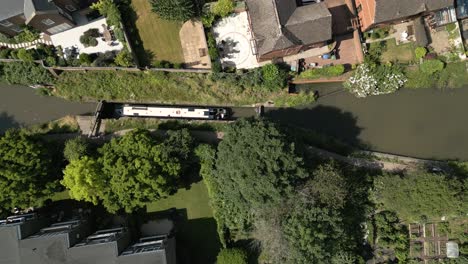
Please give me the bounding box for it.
[261,63,288,91]
[91,0,122,27]
[415,47,427,60]
[114,49,133,67]
[79,53,93,65]
[216,248,248,264]
[13,27,40,43]
[212,0,234,18]
[92,51,115,67]
[17,48,35,62]
[80,35,98,47]
[201,11,216,28]
[64,137,89,161]
[1,62,53,85]
[45,56,57,66]
[83,28,100,38]
[0,48,12,59]
[420,59,444,74]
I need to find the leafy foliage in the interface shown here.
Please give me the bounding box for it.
[0,130,59,209]
[62,129,194,213]
[150,0,195,21]
[373,211,409,262]
[17,48,35,62]
[212,0,234,18]
[299,65,345,79]
[91,0,122,28]
[114,49,134,67]
[1,62,53,85]
[260,63,288,91]
[79,53,93,65]
[374,172,466,220]
[420,59,445,74]
[216,248,248,264]
[63,137,89,161]
[415,47,427,60]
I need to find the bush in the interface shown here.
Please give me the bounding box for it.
[84,28,100,38]
[260,63,288,91]
[79,53,93,65]
[80,35,98,47]
[1,62,53,85]
[299,64,345,79]
[17,48,35,62]
[45,56,57,66]
[415,47,427,60]
[91,0,122,27]
[114,49,133,67]
[420,59,444,74]
[64,137,89,162]
[216,248,248,264]
[150,0,195,21]
[201,10,216,28]
[0,48,12,59]
[212,0,234,18]
[13,27,40,43]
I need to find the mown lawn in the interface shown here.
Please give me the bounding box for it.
[381,38,415,63]
[147,181,221,264]
[130,0,184,65]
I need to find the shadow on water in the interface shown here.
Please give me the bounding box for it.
[265,105,365,148]
[0,112,21,133]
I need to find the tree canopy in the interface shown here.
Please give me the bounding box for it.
[0,130,59,209]
[374,172,466,221]
[62,129,194,213]
[150,0,195,21]
[63,137,89,161]
[212,0,234,18]
[216,248,248,264]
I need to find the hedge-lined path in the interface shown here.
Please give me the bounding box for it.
[0,34,53,49]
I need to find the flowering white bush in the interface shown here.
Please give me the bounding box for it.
[344,63,407,98]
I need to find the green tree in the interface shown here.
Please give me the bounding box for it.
[96,129,193,213]
[150,0,195,21]
[63,137,89,161]
[373,211,409,262]
[420,59,445,74]
[17,48,35,62]
[205,118,308,232]
[306,163,347,209]
[374,172,466,220]
[212,0,234,18]
[91,0,122,27]
[114,49,134,67]
[260,63,287,91]
[79,53,93,65]
[61,156,104,205]
[415,46,427,60]
[216,248,248,264]
[0,130,58,209]
[1,62,53,85]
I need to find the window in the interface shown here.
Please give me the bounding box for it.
[41,19,55,26]
[65,5,77,12]
[0,20,13,27]
[11,25,23,33]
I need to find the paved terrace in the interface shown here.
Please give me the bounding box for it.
[50,17,124,55]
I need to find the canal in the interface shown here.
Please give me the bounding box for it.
[2,83,468,160]
[0,84,95,133]
[266,83,468,160]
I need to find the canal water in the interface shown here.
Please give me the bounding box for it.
[266,83,468,160]
[2,83,468,160]
[0,84,95,133]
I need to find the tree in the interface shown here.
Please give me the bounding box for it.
[150,0,195,21]
[17,48,35,62]
[0,130,59,209]
[212,0,234,18]
[79,53,93,65]
[96,129,193,213]
[64,137,89,161]
[61,156,104,205]
[415,46,427,60]
[374,172,466,220]
[305,163,347,209]
[373,211,409,262]
[114,50,134,67]
[260,64,287,91]
[216,248,248,264]
[420,59,445,74]
[204,118,308,232]
[91,0,122,27]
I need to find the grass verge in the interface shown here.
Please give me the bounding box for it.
[381,38,415,63]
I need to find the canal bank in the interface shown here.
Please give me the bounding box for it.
[0,84,95,133]
[266,83,468,160]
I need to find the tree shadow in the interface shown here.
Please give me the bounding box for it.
[219,37,240,60]
[0,112,21,134]
[265,105,365,150]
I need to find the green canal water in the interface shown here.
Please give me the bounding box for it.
[266,84,468,160]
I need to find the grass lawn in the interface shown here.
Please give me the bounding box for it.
[130,0,184,65]
[381,38,415,63]
[147,181,221,264]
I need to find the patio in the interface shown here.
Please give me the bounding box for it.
[179,20,211,69]
[212,12,259,69]
[50,17,124,55]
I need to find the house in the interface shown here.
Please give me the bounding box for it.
[355,0,455,31]
[0,213,176,264]
[245,0,333,62]
[0,0,97,37]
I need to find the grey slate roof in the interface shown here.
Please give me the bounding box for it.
[0,0,25,22]
[24,0,59,24]
[246,0,332,56]
[374,0,454,24]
